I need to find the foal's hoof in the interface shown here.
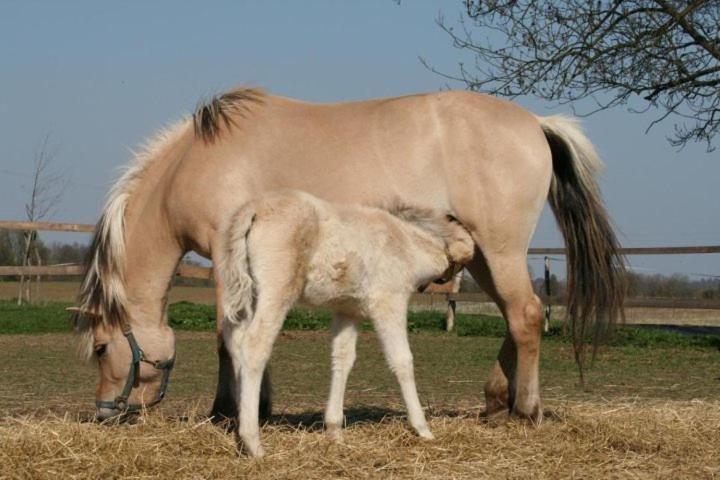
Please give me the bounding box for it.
[237,436,265,458]
[241,444,265,458]
[416,427,435,441]
[326,425,344,442]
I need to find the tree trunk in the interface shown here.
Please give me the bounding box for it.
[33,242,42,302]
[17,230,35,305]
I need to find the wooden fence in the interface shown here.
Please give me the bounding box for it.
[1,220,719,311]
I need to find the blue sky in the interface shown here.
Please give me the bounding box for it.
[1,1,718,278]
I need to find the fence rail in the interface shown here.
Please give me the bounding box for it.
[0,220,95,233]
[529,245,720,255]
[0,265,84,276]
[2,220,718,312]
[419,293,720,310]
[2,220,718,255]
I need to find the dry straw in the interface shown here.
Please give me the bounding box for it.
[2,400,719,479]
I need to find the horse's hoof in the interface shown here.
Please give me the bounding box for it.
[484,389,509,417]
[510,404,543,425]
[482,409,510,427]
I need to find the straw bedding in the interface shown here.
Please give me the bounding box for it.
[2,400,718,479]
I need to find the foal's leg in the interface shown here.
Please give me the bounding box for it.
[325,313,359,440]
[370,298,433,439]
[210,250,272,424]
[224,303,287,457]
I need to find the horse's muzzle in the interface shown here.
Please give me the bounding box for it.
[95,406,121,421]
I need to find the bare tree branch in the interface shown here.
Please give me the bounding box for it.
[430,0,720,150]
[18,133,66,305]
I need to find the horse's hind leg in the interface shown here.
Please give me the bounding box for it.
[466,252,543,421]
[325,313,359,441]
[370,298,433,439]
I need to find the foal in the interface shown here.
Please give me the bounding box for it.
[218,190,474,456]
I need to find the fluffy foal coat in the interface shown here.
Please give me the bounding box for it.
[219,190,474,456]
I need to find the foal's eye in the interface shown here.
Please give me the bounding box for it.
[94,344,108,357]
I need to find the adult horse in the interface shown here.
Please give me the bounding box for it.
[74,87,624,422]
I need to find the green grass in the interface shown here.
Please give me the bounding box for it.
[0,300,76,334]
[0,299,718,350]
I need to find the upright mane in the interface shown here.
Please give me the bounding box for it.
[75,85,264,348]
[193,87,265,144]
[74,119,190,345]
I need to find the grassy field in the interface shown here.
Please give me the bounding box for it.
[3,280,720,326]
[1,297,720,478]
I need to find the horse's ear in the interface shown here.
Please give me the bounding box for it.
[66,307,102,319]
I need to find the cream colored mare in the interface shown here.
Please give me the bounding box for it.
[73,88,624,424]
[218,189,474,456]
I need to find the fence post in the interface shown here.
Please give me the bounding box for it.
[544,256,551,333]
[444,271,463,332]
[446,297,456,332]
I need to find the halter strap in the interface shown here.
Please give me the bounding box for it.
[95,327,175,413]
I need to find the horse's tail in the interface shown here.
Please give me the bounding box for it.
[219,204,257,324]
[538,115,626,381]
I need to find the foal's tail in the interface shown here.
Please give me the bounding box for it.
[219,204,257,324]
[538,115,626,381]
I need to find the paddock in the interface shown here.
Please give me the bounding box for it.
[1,324,719,478]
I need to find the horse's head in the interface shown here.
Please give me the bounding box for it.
[69,307,176,421]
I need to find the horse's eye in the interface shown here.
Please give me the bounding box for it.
[94,344,108,357]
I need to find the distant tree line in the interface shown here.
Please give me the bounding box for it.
[625,271,720,299]
[0,232,211,287]
[2,234,717,299]
[0,230,88,281]
[461,269,720,300]
[528,271,720,300]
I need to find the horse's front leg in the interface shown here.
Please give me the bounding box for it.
[324,313,359,441]
[370,298,434,440]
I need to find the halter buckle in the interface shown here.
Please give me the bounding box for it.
[114,396,128,411]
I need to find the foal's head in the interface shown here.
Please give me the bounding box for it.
[387,203,475,282]
[429,214,474,283]
[71,308,175,420]
[440,215,475,265]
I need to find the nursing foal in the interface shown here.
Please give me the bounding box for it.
[218,189,474,456]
